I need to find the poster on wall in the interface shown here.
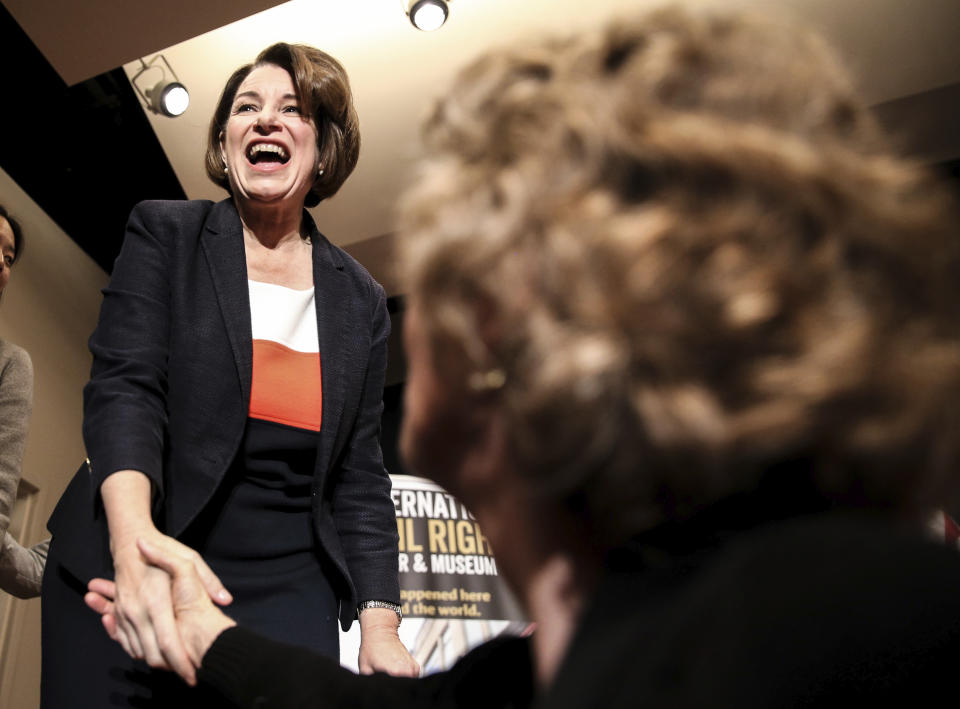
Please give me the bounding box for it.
[340,474,530,674]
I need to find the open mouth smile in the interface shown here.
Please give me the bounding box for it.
[246,142,290,165]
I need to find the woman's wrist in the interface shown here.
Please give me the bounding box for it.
[358,606,402,634]
[186,612,237,667]
[101,470,156,553]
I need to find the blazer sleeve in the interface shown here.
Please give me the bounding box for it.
[83,201,172,505]
[0,345,33,542]
[330,282,401,604]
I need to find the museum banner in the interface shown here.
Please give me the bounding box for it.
[391,474,524,622]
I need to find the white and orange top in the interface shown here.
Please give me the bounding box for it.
[248,279,322,432]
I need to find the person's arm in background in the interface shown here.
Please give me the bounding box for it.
[0,343,44,597]
[330,282,418,676]
[0,535,48,598]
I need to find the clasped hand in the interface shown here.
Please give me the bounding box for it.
[86,537,422,686]
[84,534,235,686]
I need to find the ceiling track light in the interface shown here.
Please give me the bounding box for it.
[131,54,190,117]
[405,0,450,32]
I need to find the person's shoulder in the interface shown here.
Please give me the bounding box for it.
[123,200,223,251]
[692,513,960,623]
[583,515,960,706]
[0,339,32,378]
[129,199,217,223]
[725,512,960,588]
[690,514,960,688]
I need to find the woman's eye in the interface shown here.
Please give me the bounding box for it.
[234,103,257,113]
[282,105,302,114]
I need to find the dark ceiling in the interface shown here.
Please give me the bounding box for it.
[0,3,185,273]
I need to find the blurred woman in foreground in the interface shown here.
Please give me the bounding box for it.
[89,6,960,706]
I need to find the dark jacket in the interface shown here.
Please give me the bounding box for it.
[48,199,399,628]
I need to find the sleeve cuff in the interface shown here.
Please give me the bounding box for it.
[198,626,262,702]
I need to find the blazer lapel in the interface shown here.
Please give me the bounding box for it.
[200,200,253,407]
[307,214,353,476]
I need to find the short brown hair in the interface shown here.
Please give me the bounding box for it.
[204,43,360,207]
[398,7,960,545]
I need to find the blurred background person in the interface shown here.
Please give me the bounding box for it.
[0,203,48,599]
[88,6,960,707]
[44,42,415,707]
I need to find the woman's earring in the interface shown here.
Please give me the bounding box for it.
[467,369,506,392]
[317,166,325,176]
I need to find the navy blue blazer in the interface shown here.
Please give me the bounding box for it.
[49,199,399,629]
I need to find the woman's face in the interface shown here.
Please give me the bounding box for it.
[0,217,15,296]
[219,64,320,209]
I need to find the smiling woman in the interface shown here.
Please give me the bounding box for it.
[218,64,323,212]
[204,43,360,209]
[40,43,417,708]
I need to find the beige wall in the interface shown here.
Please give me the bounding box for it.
[0,166,108,707]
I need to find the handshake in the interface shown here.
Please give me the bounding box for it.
[84,536,420,690]
[84,538,237,687]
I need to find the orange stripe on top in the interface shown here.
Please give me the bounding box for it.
[249,339,322,431]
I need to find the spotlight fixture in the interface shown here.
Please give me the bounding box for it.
[406,0,449,31]
[130,54,190,117]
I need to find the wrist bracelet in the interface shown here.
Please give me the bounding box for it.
[358,599,402,625]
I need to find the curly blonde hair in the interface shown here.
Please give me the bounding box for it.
[398,7,960,545]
